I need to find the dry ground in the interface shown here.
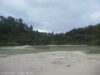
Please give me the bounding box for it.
[0,51,100,75]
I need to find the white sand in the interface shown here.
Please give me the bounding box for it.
[0,51,100,75]
[0,45,31,50]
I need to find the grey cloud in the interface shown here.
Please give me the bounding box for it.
[0,0,100,33]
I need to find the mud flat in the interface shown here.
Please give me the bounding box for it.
[0,51,100,75]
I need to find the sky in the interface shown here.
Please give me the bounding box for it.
[0,0,100,33]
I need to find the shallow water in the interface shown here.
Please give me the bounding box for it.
[0,45,100,54]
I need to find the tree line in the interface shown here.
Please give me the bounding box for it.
[0,16,100,46]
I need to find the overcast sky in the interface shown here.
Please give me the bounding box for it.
[0,0,100,33]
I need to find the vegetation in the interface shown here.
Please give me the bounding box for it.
[65,24,100,45]
[0,16,100,46]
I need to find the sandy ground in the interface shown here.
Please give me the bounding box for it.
[0,51,100,75]
[0,45,31,50]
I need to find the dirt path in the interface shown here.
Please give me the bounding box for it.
[0,51,100,75]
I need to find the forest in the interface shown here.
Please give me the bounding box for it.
[0,16,100,46]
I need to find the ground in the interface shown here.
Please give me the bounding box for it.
[0,51,100,75]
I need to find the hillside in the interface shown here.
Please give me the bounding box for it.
[0,16,100,46]
[66,24,100,45]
